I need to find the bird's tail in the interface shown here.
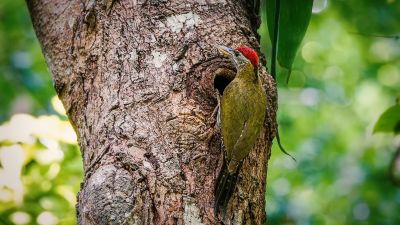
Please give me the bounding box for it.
[214,159,242,216]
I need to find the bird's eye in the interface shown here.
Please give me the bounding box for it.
[234,51,240,57]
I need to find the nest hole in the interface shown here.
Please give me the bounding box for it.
[214,68,236,95]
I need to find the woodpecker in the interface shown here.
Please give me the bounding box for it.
[214,45,267,215]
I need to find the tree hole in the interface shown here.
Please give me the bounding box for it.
[214,68,236,95]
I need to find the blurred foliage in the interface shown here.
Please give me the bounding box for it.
[0,112,82,225]
[0,1,82,225]
[0,0,55,122]
[260,0,400,224]
[0,0,399,225]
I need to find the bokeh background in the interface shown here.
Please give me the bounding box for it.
[0,0,399,224]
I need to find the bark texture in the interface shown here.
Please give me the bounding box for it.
[27,0,277,224]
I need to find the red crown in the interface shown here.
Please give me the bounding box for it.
[235,46,259,67]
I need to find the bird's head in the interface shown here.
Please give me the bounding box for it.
[217,45,259,72]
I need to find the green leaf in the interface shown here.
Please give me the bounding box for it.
[266,0,313,80]
[373,105,400,134]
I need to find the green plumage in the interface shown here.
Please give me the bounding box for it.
[220,59,267,173]
[214,45,267,216]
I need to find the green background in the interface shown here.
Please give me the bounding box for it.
[0,0,399,224]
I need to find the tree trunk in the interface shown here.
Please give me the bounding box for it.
[27,0,277,224]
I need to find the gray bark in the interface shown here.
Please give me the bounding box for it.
[27,0,277,224]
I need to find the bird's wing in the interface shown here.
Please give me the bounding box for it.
[220,81,250,159]
[227,83,267,164]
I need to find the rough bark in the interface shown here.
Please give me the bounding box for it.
[27,0,277,224]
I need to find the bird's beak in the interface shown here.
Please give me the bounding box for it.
[216,45,237,66]
[216,45,234,58]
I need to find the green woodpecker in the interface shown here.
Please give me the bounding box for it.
[214,45,267,215]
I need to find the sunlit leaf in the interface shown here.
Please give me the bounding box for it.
[373,104,400,134]
[51,96,66,116]
[0,114,77,145]
[0,145,24,204]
